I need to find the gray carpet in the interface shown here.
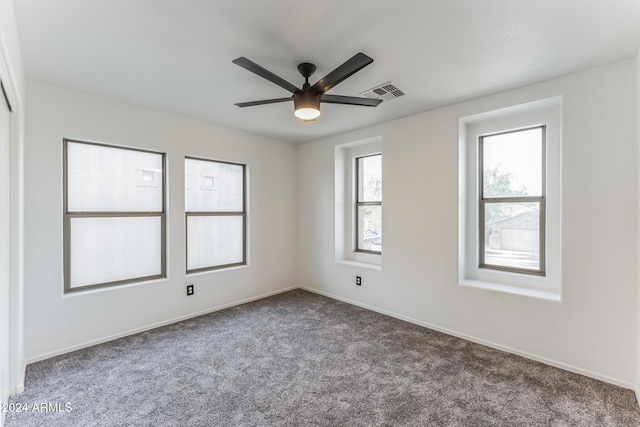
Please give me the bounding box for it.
[5,289,640,426]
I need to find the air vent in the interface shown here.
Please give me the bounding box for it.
[359,82,405,101]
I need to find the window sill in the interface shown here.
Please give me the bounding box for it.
[63,276,170,297]
[458,279,561,302]
[186,263,248,277]
[336,259,382,271]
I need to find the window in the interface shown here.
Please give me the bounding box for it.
[458,97,561,300]
[334,137,382,266]
[355,154,382,254]
[185,157,246,273]
[479,127,545,275]
[63,139,165,292]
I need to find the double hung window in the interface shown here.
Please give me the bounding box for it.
[459,97,561,299]
[479,127,545,275]
[185,157,246,273]
[63,139,165,292]
[355,154,382,254]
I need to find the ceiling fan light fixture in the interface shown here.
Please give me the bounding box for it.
[295,107,320,120]
[293,91,321,120]
[233,53,381,121]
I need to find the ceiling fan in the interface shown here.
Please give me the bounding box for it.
[232,52,382,121]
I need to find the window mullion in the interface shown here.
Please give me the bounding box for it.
[481,196,543,204]
[185,211,245,216]
[67,211,164,217]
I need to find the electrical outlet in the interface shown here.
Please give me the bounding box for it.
[356,276,362,286]
[186,284,194,296]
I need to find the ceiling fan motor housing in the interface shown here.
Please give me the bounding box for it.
[293,90,321,119]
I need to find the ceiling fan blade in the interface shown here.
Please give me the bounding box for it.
[310,53,374,94]
[235,97,293,107]
[321,94,382,107]
[233,57,300,94]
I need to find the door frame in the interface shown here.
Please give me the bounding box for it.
[0,33,25,400]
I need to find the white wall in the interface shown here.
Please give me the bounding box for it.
[12,33,640,397]
[23,81,299,361]
[0,0,26,423]
[299,58,638,387]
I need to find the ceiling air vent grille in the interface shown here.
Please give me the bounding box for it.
[360,82,405,101]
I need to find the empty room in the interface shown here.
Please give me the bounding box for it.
[2,0,640,425]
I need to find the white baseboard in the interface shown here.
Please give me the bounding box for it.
[25,284,636,393]
[27,286,299,364]
[12,363,25,395]
[299,285,635,391]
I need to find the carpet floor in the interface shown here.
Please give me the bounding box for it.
[5,289,640,426]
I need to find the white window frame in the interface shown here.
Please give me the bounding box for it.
[335,137,382,267]
[63,139,166,293]
[458,97,562,300]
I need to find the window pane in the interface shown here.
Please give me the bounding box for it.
[185,158,244,212]
[483,202,540,271]
[358,205,382,252]
[482,128,542,198]
[187,215,244,270]
[67,142,163,212]
[69,216,162,288]
[358,155,382,202]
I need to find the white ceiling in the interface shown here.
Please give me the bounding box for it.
[13,0,640,143]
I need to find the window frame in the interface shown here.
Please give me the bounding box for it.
[478,126,546,276]
[458,96,562,301]
[63,138,166,293]
[355,153,382,255]
[185,156,247,274]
